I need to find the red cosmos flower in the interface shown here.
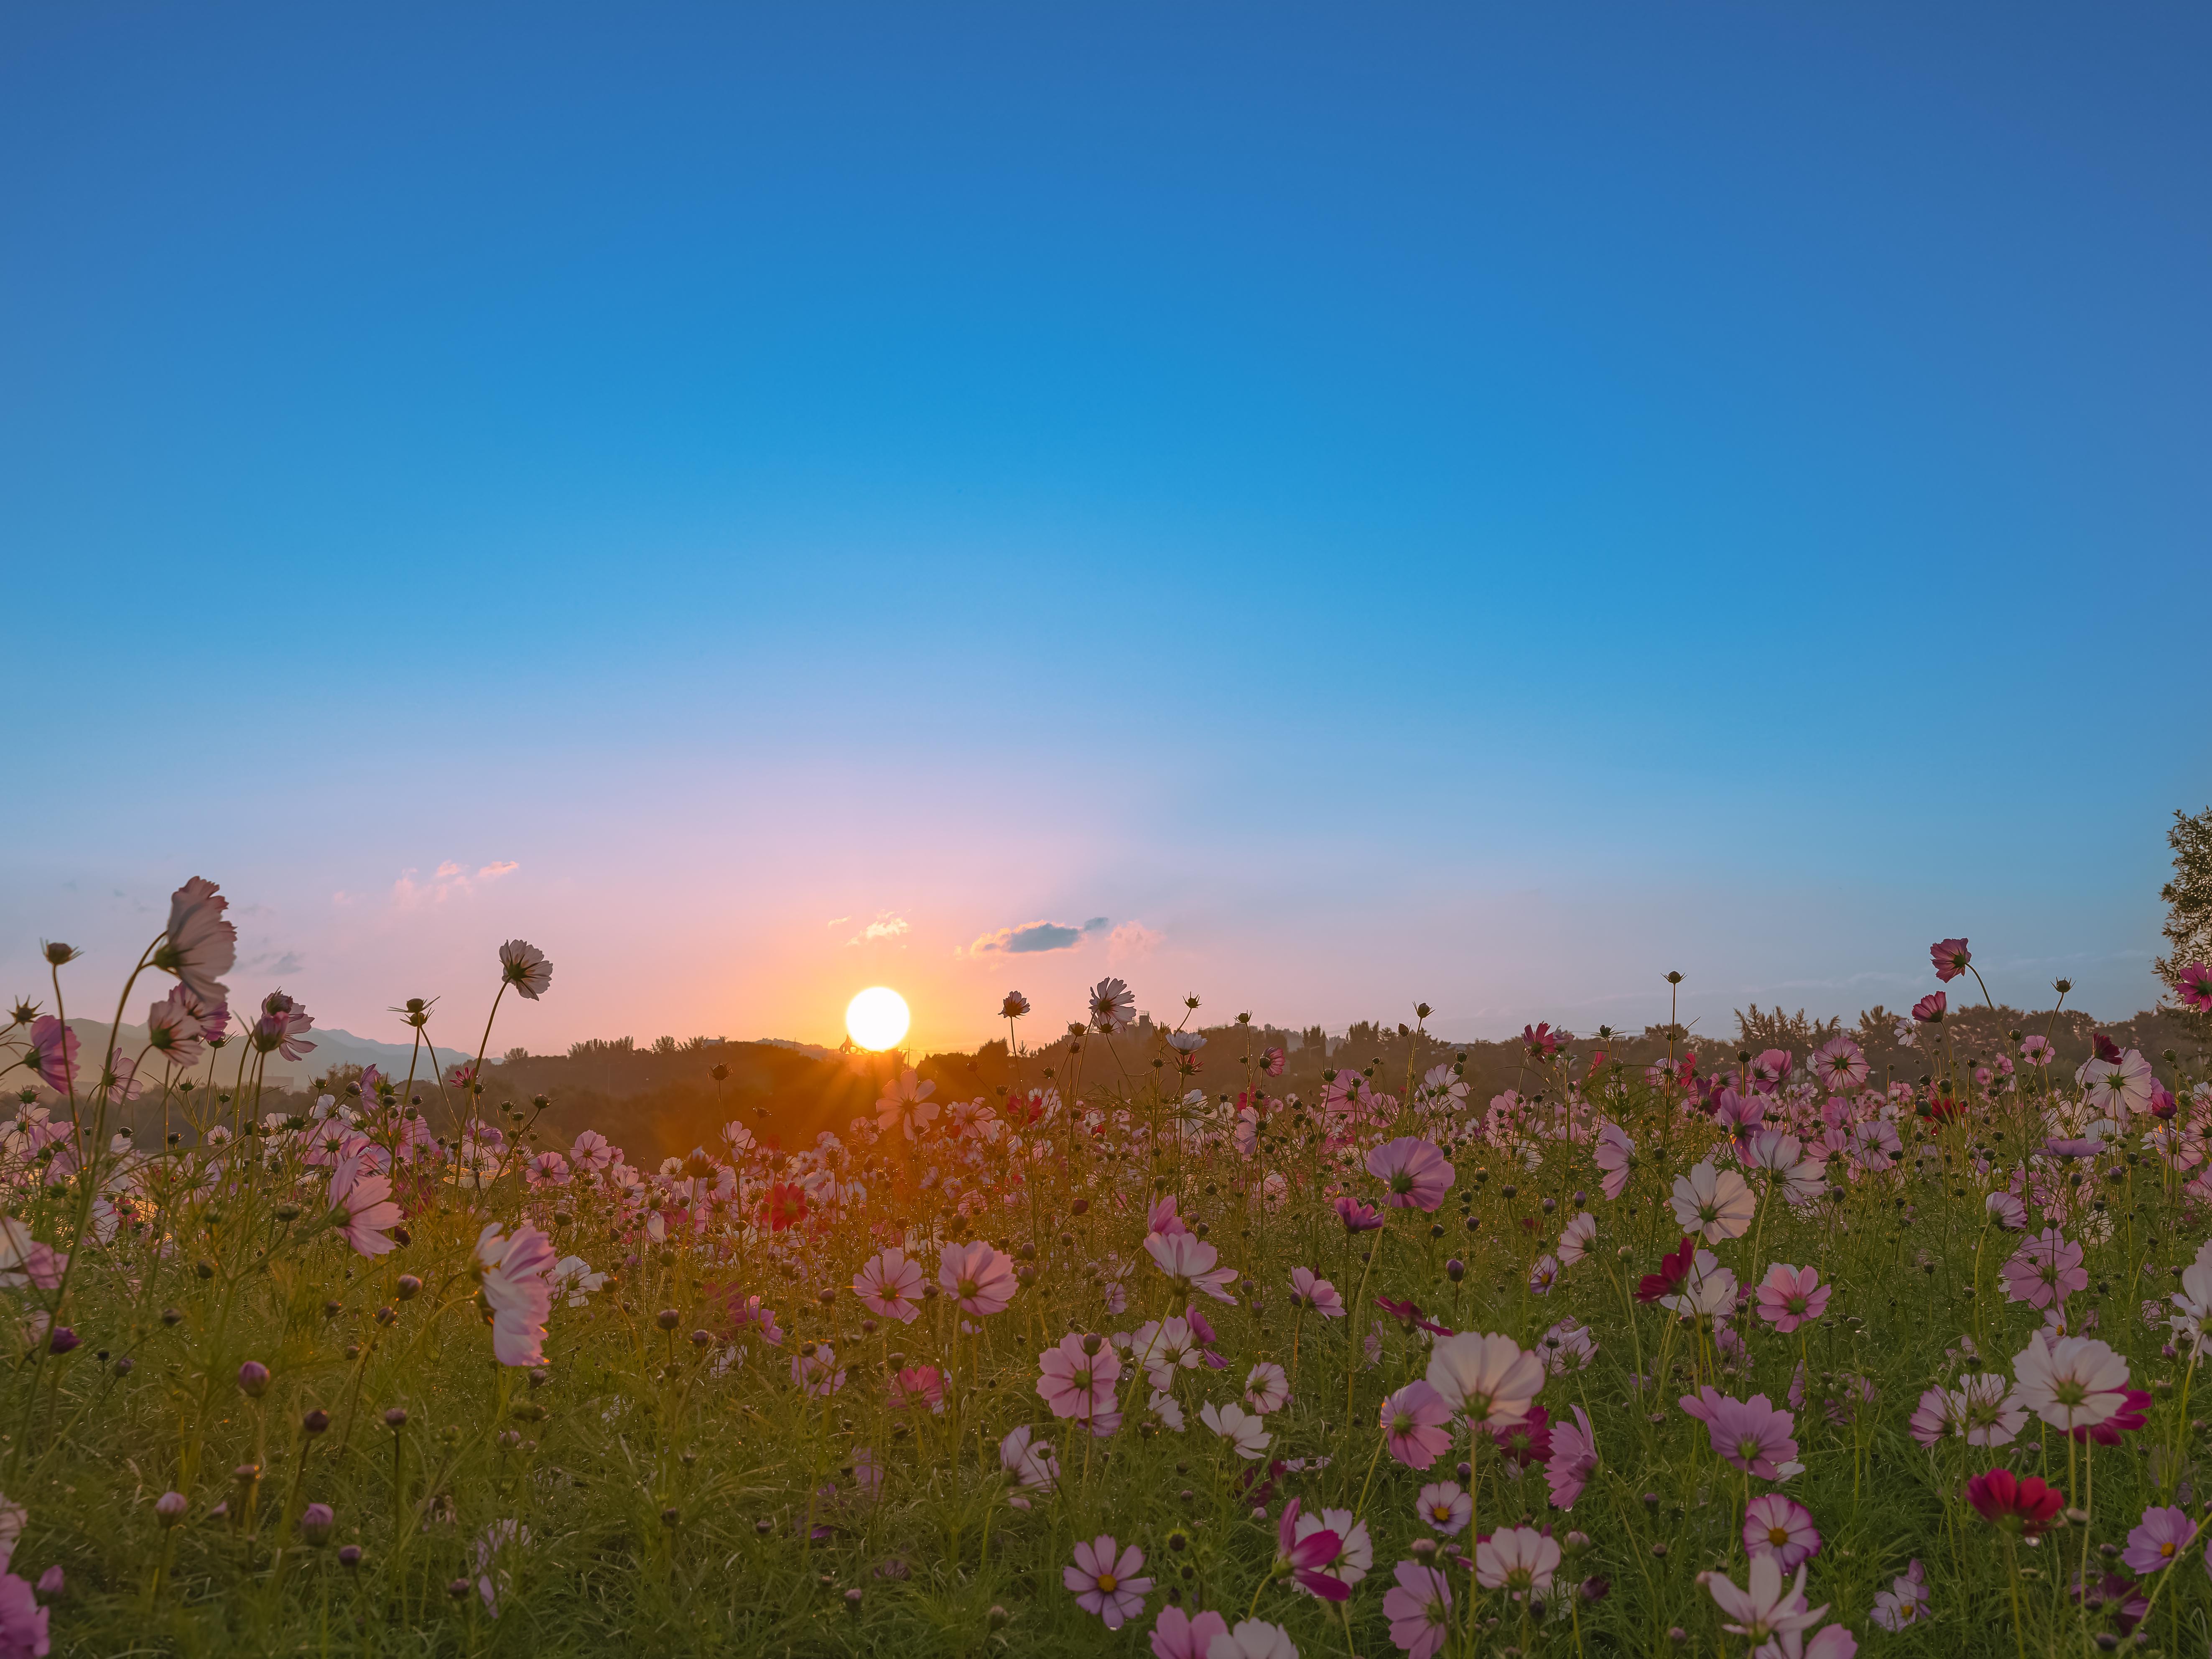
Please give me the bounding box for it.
[1919,1083,1966,1124]
[2179,963,2212,1014]
[1334,1196,1385,1234]
[1636,1236,1698,1305]
[1911,993,1947,1024]
[1521,1024,1561,1061]
[759,1182,808,1233]
[2072,1388,2151,1447]
[1966,1469,2065,1537]
[1931,938,1972,982]
[1274,1499,1351,1602]
[2149,1087,2178,1121]
[2091,1032,2123,1065]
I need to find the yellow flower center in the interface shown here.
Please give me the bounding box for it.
[1768,1526,1790,1546]
[1097,1572,1117,1592]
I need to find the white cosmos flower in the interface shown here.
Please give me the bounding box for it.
[1425,1332,1543,1427]
[2011,1332,2131,1430]
[1200,1399,1272,1460]
[1672,1160,1756,1242]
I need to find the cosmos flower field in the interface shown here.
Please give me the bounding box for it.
[6,885,2212,1657]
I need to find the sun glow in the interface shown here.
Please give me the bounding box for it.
[845,986,911,1051]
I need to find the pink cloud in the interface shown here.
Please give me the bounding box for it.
[1108,921,1161,961]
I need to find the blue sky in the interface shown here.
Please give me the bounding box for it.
[5,5,2207,1054]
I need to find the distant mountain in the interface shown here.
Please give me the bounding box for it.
[66,1019,471,1093]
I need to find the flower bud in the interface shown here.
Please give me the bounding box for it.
[657,1309,680,1331]
[155,1491,187,1526]
[237,1361,271,1398]
[338,1544,363,1568]
[395,1275,421,1301]
[302,1408,330,1435]
[384,1407,408,1429]
[299,1503,335,1546]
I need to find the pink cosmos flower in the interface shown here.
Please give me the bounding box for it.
[1743,1494,1820,1568]
[1593,1122,1636,1200]
[1754,1264,1831,1332]
[142,986,207,1070]
[1200,1400,1271,1459]
[1036,1334,1121,1426]
[252,991,316,1062]
[24,1018,76,1095]
[2000,1228,2087,1310]
[1555,1211,1597,1266]
[1912,991,1946,1024]
[474,1221,555,1367]
[497,939,553,999]
[1427,1331,1544,1428]
[1064,1534,1151,1629]
[853,1248,926,1324]
[1366,1137,1455,1210]
[1210,1619,1298,1659]
[0,1222,66,1293]
[1149,1605,1229,1659]
[1475,1526,1560,1598]
[1700,1555,1825,1646]
[1868,1560,1929,1631]
[1672,1160,1755,1242]
[1148,1195,1190,1235]
[1144,1230,1239,1303]
[1378,1380,1454,1470]
[939,1240,1017,1316]
[525,1151,571,1188]
[789,1344,846,1397]
[1908,1374,2026,1447]
[1088,978,1136,1033]
[1681,1387,1799,1478]
[1382,1560,1454,1659]
[1289,1267,1346,1318]
[1335,1195,1385,1233]
[877,1070,940,1141]
[1244,1362,1290,1414]
[1932,938,1972,981]
[154,876,237,1005]
[1545,1404,1596,1509]
[329,1154,403,1258]
[0,1569,49,1659]
[1808,1036,1867,1093]
[1485,1405,1552,1467]
[1415,1481,1472,1535]
[1750,1049,1792,1092]
[1270,1499,1350,1601]
[2178,962,2212,1014]
[2021,1034,2054,1066]
[1000,1424,1058,1496]
[2079,1047,2156,1118]
[1985,1190,2028,1230]
[2122,1505,2197,1573]
[888,1365,944,1413]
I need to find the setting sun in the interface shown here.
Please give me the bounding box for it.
[844,986,911,1051]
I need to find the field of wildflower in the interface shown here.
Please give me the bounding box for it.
[5,882,2212,1659]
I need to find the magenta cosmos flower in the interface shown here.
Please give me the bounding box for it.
[1378,1380,1454,1470]
[939,1241,1017,1316]
[888,1364,943,1413]
[852,1248,925,1324]
[1754,1264,1831,1333]
[0,1570,48,1659]
[142,985,207,1070]
[2178,962,2212,1013]
[1148,1605,1228,1659]
[1931,938,1972,981]
[1366,1137,1455,1211]
[1064,1534,1150,1629]
[1382,1560,1454,1659]
[329,1154,403,1258]
[1036,1334,1121,1426]
[2123,1505,2197,1574]
[1289,1266,1345,1318]
[1270,1499,1350,1602]
[1743,1494,1820,1568]
[473,1222,555,1366]
[1912,991,1946,1023]
[1682,1387,1799,1478]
